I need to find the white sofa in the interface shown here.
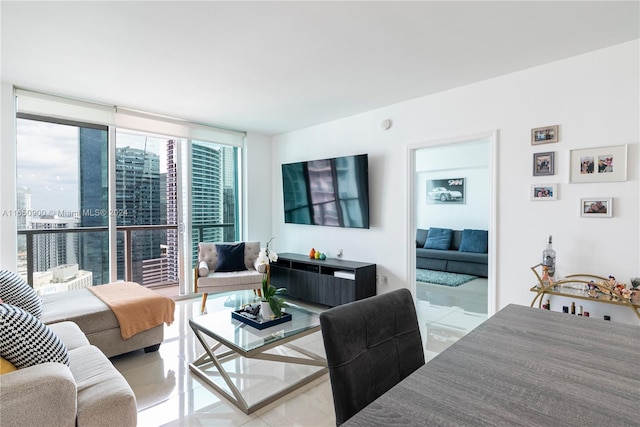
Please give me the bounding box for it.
[1,321,137,427]
[195,241,265,312]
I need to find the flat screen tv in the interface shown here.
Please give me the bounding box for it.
[282,154,370,228]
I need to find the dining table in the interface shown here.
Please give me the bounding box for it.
[343,304,640,426]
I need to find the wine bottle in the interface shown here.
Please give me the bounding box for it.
[542,235,556,277]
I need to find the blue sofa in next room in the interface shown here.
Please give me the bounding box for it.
[416,228,488,278]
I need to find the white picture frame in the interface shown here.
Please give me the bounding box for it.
[531,184,558,201]
[580,197,613,218]
[570,145,627,183]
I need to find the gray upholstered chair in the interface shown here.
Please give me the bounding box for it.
[319,288,425,425]
[194,241,265,312]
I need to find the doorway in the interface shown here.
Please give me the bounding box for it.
[408,131,497,360]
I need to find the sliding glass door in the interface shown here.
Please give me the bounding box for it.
[16,115,110,293]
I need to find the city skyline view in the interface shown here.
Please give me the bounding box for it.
[17,119,79,213]
[16,119,171,216]
[15,115,239,294]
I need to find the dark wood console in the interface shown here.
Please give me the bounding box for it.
[270,252,376,307]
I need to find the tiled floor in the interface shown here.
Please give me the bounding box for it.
[416,277,489,361]
[112,279,488,426]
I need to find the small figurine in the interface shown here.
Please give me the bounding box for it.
[540,266,551,288]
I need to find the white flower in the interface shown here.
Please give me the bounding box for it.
[257,250,269,265]
[258,237,278,265]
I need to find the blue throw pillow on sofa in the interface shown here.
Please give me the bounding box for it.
[215,243,247,272]
[424,228,453,250]
[459,229,488,253]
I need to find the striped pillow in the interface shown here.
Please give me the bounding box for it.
[0,303,69,369]
[0,270,42,318]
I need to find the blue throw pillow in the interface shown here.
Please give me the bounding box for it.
[459,229,488,253]
[215,243,247,272]
[424,228,453,250]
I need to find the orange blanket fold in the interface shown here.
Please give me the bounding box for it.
[89,282,175,339]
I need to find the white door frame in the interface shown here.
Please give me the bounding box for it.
[407,130,498,316]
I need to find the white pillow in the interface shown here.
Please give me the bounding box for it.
[198,261,209,277]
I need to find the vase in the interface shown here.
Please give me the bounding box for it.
[260,301,274,320]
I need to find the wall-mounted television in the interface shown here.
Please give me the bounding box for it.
[282,154,370,228]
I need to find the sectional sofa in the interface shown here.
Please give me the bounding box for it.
[416,228,488,278]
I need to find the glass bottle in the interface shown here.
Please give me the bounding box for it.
[542,235,556,277]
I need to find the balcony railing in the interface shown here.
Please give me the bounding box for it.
[18,223,236,294]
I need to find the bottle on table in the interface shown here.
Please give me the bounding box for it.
[542,235,556,277]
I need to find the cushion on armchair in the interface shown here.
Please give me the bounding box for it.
[424,228,453,250]
[198,261,209,277]
[215,243,248,272]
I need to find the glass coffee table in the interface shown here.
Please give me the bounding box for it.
[188,301,327,414]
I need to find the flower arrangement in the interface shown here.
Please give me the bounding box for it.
[257,238,288,318]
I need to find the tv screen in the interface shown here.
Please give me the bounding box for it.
[282,154,370,228]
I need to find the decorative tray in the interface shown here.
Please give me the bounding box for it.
[232,308,292,330]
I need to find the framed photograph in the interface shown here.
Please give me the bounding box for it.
[426,177,465,204]
[533,152,554,176]
[570,145,627,183]
[531,184,557,201]
[580,198,612,218]
[531,125,559,145]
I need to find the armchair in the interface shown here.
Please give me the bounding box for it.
[194,241,265,312]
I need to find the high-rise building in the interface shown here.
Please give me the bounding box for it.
[115,145,164,284]
[78,127,109,285]
[221,147,237,242]
[165,139,179,284]
[190,142,223,260]
[30,216,80,272]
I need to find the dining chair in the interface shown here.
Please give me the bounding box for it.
[319,288,425,425]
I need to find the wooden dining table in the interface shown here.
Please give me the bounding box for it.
[343,304,640,426]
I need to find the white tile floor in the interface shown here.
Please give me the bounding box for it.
[112,281,488,426]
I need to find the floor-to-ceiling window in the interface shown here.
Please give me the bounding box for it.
[14,89,245,296]
[16,115,109,293]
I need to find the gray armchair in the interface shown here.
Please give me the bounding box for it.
[319,288,425,425]
[194,241,264,312]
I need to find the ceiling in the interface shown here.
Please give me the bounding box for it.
[2,1,638,136]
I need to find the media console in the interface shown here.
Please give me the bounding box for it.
[270,252,376,307]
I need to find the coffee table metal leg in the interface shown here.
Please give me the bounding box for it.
[189,328,328,414]
[190,328,249,410]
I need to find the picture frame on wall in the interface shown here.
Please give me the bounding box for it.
[533,152,554,176]
[580,197,612,218]
[426,177,465,204]
[570,144,627,183]
[531,125,559,145]
[530,184,557,201]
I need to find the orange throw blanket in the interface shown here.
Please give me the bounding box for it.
[89,282,175,339]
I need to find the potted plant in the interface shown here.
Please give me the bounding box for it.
[257,238,288,319]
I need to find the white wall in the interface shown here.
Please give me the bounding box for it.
[0,82,18,270]
[415,139,490,231]
[244,131,273,248]
[272,40,639,324]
